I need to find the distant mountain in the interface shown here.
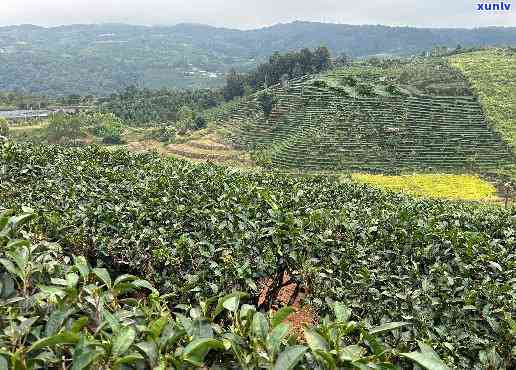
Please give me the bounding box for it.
[0,22,514,96]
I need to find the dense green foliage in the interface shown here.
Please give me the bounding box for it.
[100,87,223,125]
[0,93,50,111]
[0,92,96,111]
[223,47,332,100]
[248,47,332,90]
[0,118,8,137]
[45,112,126,146]
[0,141,514,368]
[450,49,516,154]
[258,91,278,120]
[0,210,452,369]
[0,23,514,95]
[46,113,86,146]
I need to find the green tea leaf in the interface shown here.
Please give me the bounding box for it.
[273,345,307,370]
[45,308,74,337]
[369,321,409,335]
[267,322,290,354]
[92,268,112,289]
[28,332,80,353]
[131,279,158,294]
[135,341,158,366]
[272,307,295,328]
[112,326,136,357]
[182,338,225,366]
[401,342,450,370]
[304,328,328,352]
[333,302,352,323]
[251,312,269,340]
[0,356,8,370]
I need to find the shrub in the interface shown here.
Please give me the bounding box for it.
[386,84,402,95]
[194,116,207,130]
[145,125,177,142]
[356,83,375,96]
[0,208,450,369]
[257,92,277,121]
[312,80,327,88]
[251,148,273,168]
[46,113,85,145]
[1,143,514,368]
[0,118,8,138]
[100,124,124,144]
[341,76,357,86]
[91,113,125,144]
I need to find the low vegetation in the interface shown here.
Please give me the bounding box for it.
[1,209,456,369]
[1,140,514,368]
[0,117,8,137]
[351,173,498,202]
[450,49,516,154]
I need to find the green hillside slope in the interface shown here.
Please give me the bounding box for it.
[0,23,515,95]
[216,57,513,172]
[450,49,516,154]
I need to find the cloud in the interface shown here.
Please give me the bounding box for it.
[0,0,514,28]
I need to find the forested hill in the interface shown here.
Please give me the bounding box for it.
[1,22,515,95]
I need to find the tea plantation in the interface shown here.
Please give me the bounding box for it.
[215,55,513,172]
[0,140,514,368]
[450,49,516,154]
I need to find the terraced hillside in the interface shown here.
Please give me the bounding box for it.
[216,58,513,172]
[166,134,253,165]
[450,49,516,153]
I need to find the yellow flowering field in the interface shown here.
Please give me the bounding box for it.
[352,173,498,201]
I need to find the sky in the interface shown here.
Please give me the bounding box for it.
[0,0,515,29]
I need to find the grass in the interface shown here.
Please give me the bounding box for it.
[351,173,498,202]
[450,49,516,153]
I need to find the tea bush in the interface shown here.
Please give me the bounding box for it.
[0,209,448,369]
[0,141,514,368]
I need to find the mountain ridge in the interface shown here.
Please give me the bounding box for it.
[0,21,515,95]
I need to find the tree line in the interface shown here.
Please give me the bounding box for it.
[223,46,332,101]
[99,86,223,125]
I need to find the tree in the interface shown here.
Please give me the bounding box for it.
[335,53,353,67]
[313,46,332,72]
[47,113,85,145]
[258,91,277,121]
[299,48,314,74]
[223,69,246,101]
[177,105,195,123]
[292,62,303,78]
[91,113,125,144]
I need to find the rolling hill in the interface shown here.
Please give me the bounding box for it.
[0,22,515,95]
[450,49,516,154]
[212,53,513,172]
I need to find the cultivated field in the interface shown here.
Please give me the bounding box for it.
[214,56,512,173]
[450,49,516,153]
[351,173,499,202]
[1,141,514,368]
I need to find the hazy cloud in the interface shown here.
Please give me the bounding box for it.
[0,0,514,28]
